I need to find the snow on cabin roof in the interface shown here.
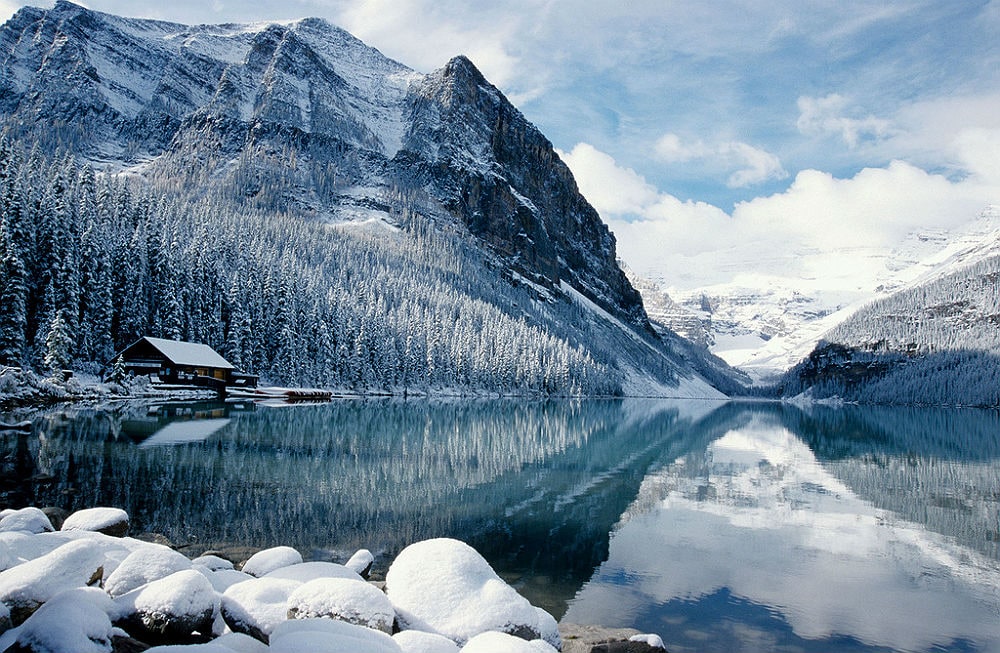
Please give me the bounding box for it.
[141,337,235,370]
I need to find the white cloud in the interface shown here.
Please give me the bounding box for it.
[337,0,521,85]
[654,133,787,188]
[561,142,999,290]
[797,94,894,148]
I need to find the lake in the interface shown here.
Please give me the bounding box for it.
[3,398,1000,652]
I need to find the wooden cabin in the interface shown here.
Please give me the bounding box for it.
[111,337,258,389]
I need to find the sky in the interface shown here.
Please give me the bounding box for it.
[3,0,1000,290]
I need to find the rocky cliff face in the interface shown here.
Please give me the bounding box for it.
[0,1,646,327]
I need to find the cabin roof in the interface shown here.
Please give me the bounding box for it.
[125,337,235,370]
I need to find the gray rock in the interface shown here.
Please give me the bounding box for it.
[558,624,667,653]
[285,577,394,633]
[113,569,218,641]
[61,508,130,537]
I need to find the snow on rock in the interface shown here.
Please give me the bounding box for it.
[5,588,115,653]
[0,508,54,535]
[240,546,302,578]
[192,554,235,571]
[393,629,461,653]
[534,607,561,651]
[104,544,192,597]
[459,631,558,653]
[268,617,403,653]
[221,577,301,642]
[263,561,362,583]
[0,539,105,624]
[385,538,542,644]
[629,633,666,649]
[211,632,271,653]
[345,549,375,579]
[113,569,218,640]
[286,577,394,633]
[142,632,270,652]
[199,568,254,593]
[61,508,130,537]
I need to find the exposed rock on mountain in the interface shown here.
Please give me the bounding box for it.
[0,1,729,396]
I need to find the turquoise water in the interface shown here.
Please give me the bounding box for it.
[3,399,1000,652]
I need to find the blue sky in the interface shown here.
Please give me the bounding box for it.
[3,1,1000,288]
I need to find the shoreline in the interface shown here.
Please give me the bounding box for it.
[0,505,667,652]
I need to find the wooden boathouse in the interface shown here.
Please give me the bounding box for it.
[110,337,258,393]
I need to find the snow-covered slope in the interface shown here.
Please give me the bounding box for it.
[0,1,732,397]
[645,205,1000,382]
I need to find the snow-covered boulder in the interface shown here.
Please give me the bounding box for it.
[269,617,403,653]
[3,588,115,653]
[61,507,130,537]
[345,549,375,579]
[535,607,561,650]
[198,568,254,593]
[393,629,461,653]
[286,577,394,633]
[0,539,104,624]
[142,632,270,652]
[192,554,234,572]
[264,561,362,583]
[113,569,218,640]
[629,633,666,649]
[240,546,302,577]
[104,544,192,597]
[0,508,54,535]
[221,577,301,642]
[211,632,271,653]
[459,632,558,653]
[385,538,542,644]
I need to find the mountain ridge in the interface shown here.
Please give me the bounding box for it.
[0,1,736,396]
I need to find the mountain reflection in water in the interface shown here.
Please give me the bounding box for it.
[2,399,999,652]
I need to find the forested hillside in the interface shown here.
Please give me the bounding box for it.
[0,140,636,394]
[780,253,1000,407]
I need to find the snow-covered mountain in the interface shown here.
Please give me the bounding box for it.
[0,1,740,396]
[644,206,1000,383]
[778,218,1000,406]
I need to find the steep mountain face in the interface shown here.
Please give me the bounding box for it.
[0,0,642,326]
[0,1,721,395]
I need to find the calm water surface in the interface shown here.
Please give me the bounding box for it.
[3,399,1000,653]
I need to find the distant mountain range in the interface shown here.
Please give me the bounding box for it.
[0,1,744,397]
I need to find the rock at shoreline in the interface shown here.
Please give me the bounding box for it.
[62,508,130,537]
[0,504,670,652]
[0,509,54,536]
[460,631,558,652]
[104,545,192,598]
[345,549,375,579]
[240,547,303,578]
[3,588,115,653]
[558,624,667,652]
[263,561,361,584]
[392,629,460,653]
[286,577,395,633]
[0,539,104,624]
[221,577,301,642]
[269,617,402,653]
[112,569,218,641]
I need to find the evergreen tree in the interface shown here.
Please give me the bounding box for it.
[44,308,73,375]
[0,221,28,365]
